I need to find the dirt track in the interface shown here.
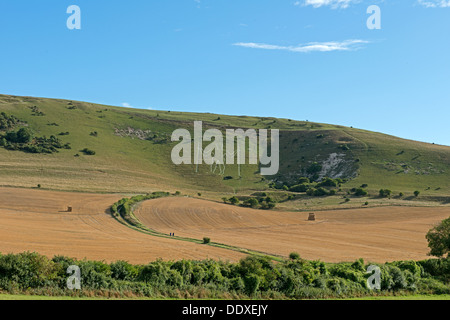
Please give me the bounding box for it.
[0,188,244,264]
[135,197,450,263]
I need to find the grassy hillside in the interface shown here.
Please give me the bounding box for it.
[0,94,449,207]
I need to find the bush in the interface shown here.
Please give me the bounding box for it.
[16,128,33,143]
[289,184,309,193]
[307,187,329,197]
[354,188,368,197]
[289,252,301,260]
[81,148,96,155]
[266,202,276,209]
[110,261,138,281]
[297,177,310,184]
[228,196,239,205]
[306,162,322,175]
[0,252,448,299]
[317,177,338,187]
[203,237,211,244]
[379,189,392,198]
[414,191,420,197]
[418,257,450,279]
[243,198,259,208]
[243,274,261,295]
[0,252,58,289]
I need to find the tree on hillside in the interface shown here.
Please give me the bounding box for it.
[379,189,392,198]
[354,188,368,197]
[426,217,450,258]
[244,198,259,208]
[229,196,239,205]
[16,128,33,143]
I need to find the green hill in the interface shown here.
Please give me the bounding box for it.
[0,94,449,208]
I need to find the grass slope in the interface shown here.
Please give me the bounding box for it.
[0,94,449,206]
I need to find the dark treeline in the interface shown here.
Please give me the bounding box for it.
[0,252,448,299]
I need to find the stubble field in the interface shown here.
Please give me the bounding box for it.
[1,187,448,264]
[135,197,450,263]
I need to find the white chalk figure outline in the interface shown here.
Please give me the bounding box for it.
[197,140,241,177]
[366,265,381,290]
[210,157,226,175]
[171,122,278,177]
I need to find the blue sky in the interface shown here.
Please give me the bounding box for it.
[0,0,449,145]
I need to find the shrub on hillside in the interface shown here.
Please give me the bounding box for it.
[243,198,259,208]
[307,187,329,197]
[379,189,392,198]
[228,196,239,205]
[354,188,368,197]
[317,177,338,187]
[297,177,310,184]
[306,162,322,175]
[81,148,96,155]
[289,184,309,193]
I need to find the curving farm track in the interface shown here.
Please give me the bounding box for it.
[135,197,450,263]
[0,188,244,264]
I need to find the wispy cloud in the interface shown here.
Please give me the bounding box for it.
[121,102,153,110]
[296,0,359,9]
[417,0,450,7]
[122,102,134,108]
[233,39,369,53]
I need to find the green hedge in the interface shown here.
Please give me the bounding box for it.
[0,252,448,299]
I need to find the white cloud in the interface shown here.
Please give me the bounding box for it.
[233,39,369,53]
[122,102,134,108]
[122,102,153,110]
[299,0,359,9]
[417,0,450,7]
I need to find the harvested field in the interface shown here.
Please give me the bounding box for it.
[1,186,449,264]
[0,188,244,264]
[135,197,450,263]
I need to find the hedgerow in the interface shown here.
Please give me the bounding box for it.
[0,252,448,299]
